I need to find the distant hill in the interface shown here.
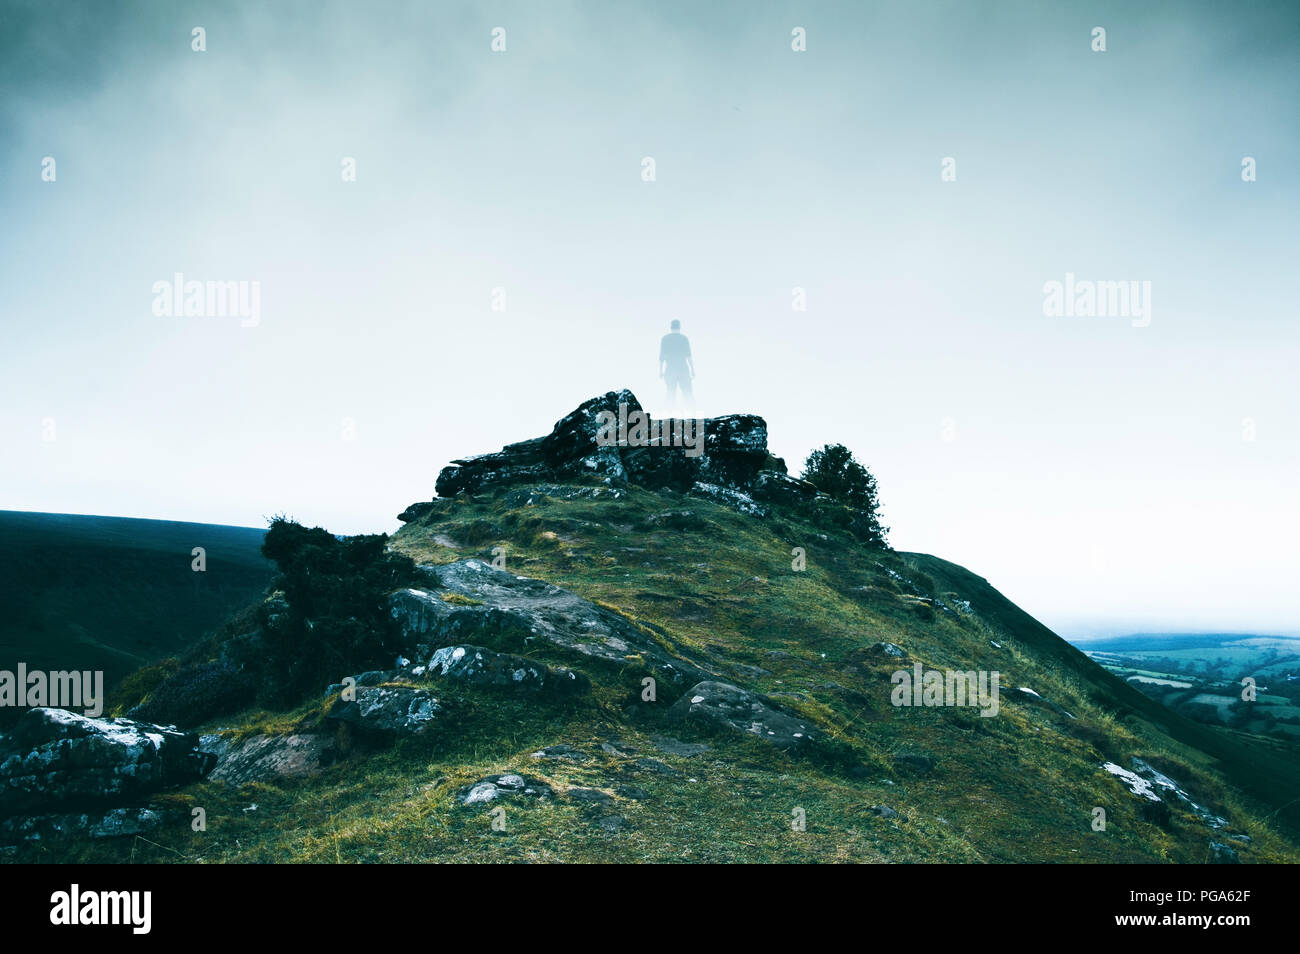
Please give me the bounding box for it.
[1068,633,1300,653]
[0,511,273,708]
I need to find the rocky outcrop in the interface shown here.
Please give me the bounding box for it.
[666,681,816,751]
[1102,757,1252,860]
[0,708,212,819]
[401,390,884,544]
[390,559,714,688]
[423,390,775,504]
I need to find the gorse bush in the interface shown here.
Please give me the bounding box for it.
[801,443,888,546]
[255,517,421,705]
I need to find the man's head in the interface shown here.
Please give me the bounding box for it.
[670,319,681,332]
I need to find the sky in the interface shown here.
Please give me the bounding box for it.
[2,0,1297,638]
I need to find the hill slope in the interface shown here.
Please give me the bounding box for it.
[13,393,1298,863]
[0,511,273,701]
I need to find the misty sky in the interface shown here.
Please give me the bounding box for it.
[2,0,1297,637]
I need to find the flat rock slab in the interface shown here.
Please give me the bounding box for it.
[390,560,714,688]
[202,733,334,787]
[667,681,816,751]
[327,687,442,736]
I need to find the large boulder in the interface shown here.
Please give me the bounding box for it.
[390,560,714,688]
[667,681,817,751]
[0,708,211,818]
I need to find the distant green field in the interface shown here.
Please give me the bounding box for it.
[1079,631,1300,748]
[0,511,274,715]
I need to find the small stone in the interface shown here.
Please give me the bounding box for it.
[871,805,906,821]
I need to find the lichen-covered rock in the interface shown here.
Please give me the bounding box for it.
[0,806,164,843]
[326,687,442,736]
[461,773,554,805]
[1103,757,1231,834]
[688,482,765,517]
[667,681,816,751]
[0,708,210,817]
[425,644,590,696]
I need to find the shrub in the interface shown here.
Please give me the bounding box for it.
[254,517,421,705]
[801,444,889,545]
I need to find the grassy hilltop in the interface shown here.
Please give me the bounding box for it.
[19,472,1300,863]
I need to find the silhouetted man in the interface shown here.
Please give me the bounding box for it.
[659,319,694,404]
